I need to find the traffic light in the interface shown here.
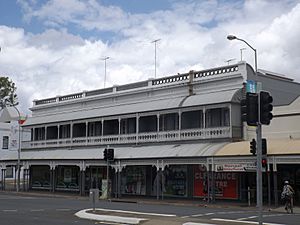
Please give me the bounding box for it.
[262,157,267,169]
[103,148,108,161]
[107,148,114,161]
[250,138,256,155]
[241,92,258,126]
[260,91,273,125]
[262,138,267,155]
[103,148,114,161]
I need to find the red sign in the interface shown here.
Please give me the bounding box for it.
[193,165,238,199]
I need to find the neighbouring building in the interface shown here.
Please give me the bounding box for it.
[0,108,28,190]
[0,61,299,205]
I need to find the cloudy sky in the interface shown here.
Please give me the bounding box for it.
[0,0,299,114]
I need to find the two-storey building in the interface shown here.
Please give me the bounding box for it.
[1,62,299,205]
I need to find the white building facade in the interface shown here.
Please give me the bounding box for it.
[1,62,299,205]
[0,117,28,190]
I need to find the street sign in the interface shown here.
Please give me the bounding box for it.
[246,80,257,93]
[216,163,257,172]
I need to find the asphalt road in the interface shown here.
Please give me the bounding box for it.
[0,191,299,225]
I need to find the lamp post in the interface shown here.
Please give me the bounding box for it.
[151,39,161,78]
[227,35,257,73]
[227,34,263,225]
[102,56,110,88]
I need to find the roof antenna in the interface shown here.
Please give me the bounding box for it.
[225,58,236,65]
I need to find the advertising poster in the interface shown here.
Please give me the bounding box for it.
[164,165,187,196]
[100,179,108,199]
[193,165,238,199]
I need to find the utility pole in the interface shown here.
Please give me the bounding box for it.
[240,48,246,61]
[151,39,161,78]
[102,56,110,88]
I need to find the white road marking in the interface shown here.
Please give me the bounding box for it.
[184,211,257,218]
[183,223,217,225]
[3,209,18,212]
[95,222,126,225]
[0,197,36,200]
[56,208,71,211]
[237,216,258,221]
[263,213,297,217]
[92,208,176,217]
[212,218,286,225]
[217,211,254,214]
[189,214,204,217]
[30,209,45,212]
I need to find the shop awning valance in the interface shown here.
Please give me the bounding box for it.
[215,139,300,156]
[1,142,228,161]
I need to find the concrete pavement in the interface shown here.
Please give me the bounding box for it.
[75,205,300,225]
[75,207,211,225]
[2,191,299,224]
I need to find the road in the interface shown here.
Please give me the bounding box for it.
[0,192,299,225]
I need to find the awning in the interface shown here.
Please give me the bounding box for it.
[24,88,239,126]
[0,142,228,161]
[182,89,240,107]
[214,139,300,156]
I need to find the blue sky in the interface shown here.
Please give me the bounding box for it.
[0,0,300,114]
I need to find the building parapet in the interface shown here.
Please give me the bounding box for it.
[33,64,240,107]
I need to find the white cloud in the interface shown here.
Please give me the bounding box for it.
[19,0,130,32]
[1,0,300,115]
[27,29,84,49]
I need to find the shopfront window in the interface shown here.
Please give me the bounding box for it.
[56,166,79,191]
[193,165,238,199]
[31,165,50,189]
[85,167,106,194]
[5,166,13,178]
[121,166,146,195]
[163,165,187,197]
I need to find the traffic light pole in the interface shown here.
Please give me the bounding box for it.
[256,123,263,225]
[227,35,263,225]
[106,159,110,200]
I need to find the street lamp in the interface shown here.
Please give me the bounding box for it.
[0,100,21,192]
[101,56,110,88]
[227,35,257,73]
[227,34,263,225]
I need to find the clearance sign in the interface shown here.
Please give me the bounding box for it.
[193,165,238,199]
